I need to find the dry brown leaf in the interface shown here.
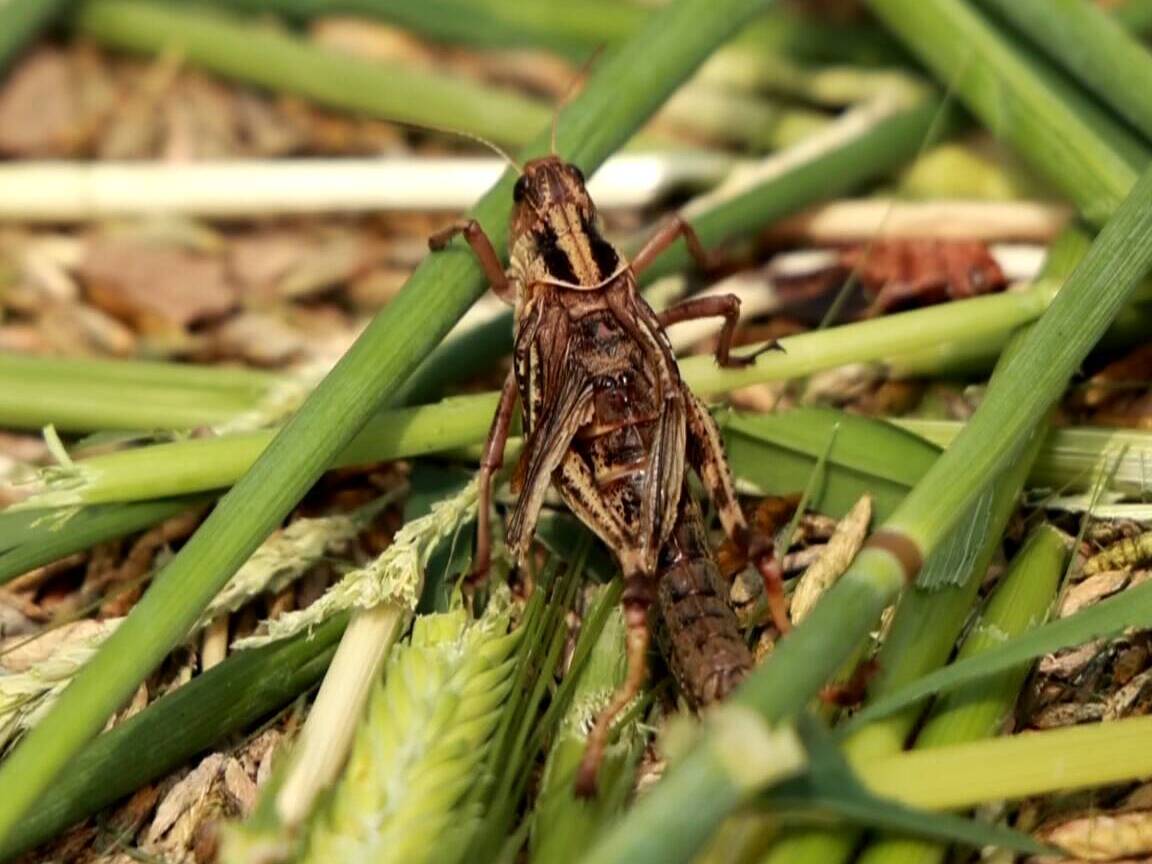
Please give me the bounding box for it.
[1038,641,1108,679]
[144,753,225,862]
[0,619,109,673]
[1104,668,1152,720]
[1030,701,1106,730]
[80,238,235,334]
[0,49,93,156]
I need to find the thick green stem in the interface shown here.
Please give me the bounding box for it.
[0,0,780,841]
[975,0,1152,144]
[866,0,1147,225]
[857,524,1067,864]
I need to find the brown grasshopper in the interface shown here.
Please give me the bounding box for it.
[429,150,785,794]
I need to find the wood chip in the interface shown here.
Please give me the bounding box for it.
[1039,810,1152,861]
[790,494,872,623]
[1059,570,1130,618]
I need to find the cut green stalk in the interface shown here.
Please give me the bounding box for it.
[0,351,276,432]
[864,715,1152,810]
[584,145,1152,864]
[857,524,1067,864]
[10,282,1054,512]
[0,0,67,75]
[895,420,1152,501]
[975,0,1152,144]
[0,614,347,861]
[74,0,550,149]
[676,281,1051,395]
[865,0,1148,225]
[11,394,500,510]
[0,0,777,839]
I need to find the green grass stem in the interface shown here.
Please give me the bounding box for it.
[975,0,1152,144]
[8,279,1057,512]
[864,715,1152,811]
[866,0,1148,225]
[0,498,202,585]
[857,524,1067,864]
[75,0,551,148]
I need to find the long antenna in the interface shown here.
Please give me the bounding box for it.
[400,118,523,173]
[452,128,523,173]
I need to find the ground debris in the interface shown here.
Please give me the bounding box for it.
[1037,809,1152,861]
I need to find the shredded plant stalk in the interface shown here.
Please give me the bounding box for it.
[295,602,520,864]
[235,478,478,648]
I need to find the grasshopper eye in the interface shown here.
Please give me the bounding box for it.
[513,175,528,203]
[570,164,586,185]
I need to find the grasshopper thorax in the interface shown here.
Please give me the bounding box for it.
[509,155,622,290]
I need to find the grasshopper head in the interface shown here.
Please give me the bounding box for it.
[511,156,595,233]
[509,156,621,288]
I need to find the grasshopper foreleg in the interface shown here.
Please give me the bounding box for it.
[467,372,519,596]
[428,219,515,303]
[631,214,715,276]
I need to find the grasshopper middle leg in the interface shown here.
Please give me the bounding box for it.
[657,295,781,369]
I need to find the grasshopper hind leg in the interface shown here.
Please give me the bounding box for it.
[684,390,791,634]
[575,573,654,798]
